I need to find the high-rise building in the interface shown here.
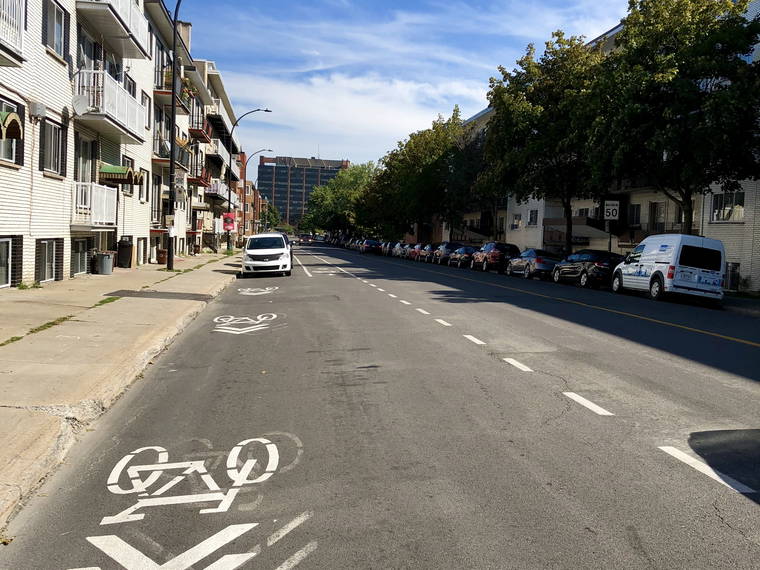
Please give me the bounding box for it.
[257,156,349,226]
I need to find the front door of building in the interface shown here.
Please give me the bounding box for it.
[38,240,55,282]
[0,238,10,288]
[72,239,88,275]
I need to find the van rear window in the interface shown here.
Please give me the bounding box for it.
[679,245,722,271]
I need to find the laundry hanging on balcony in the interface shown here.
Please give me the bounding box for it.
[98,164,144,186]
[0,111,23,140]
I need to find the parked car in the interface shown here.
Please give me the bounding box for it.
[406,244,424,261]
[433,242,463,265]
[360,239,382,254]
[507,248,561,279]
[552,249,625,288]
[448,246,477,268]
[611,234,725,302]
[418,243,440,263]
[241,233,292,277]
[380,241,394,256]
[392,242,407,257]
[471,242,521,273]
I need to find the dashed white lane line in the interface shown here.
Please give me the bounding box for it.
[658,446,756,494]
[273,541,319,570]
[268,511,313,547]
[435,319,452,327]
[503,358,533,372]
[464,335,486,345]
[293,256,312,277]
[562,392,615,416]
[377,288,385,292]
[416,308,431,315]
[388,294,398,298]
[400,300,412,305]
[369,284,377,288]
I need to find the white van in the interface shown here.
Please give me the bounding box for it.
[611,234,724,301]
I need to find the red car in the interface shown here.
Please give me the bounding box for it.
[471,242,521,273]
[406,244,424,261]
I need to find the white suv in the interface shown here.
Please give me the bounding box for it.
[242,233,292,276]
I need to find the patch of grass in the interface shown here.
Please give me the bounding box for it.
[16,281,42,290]
[0,534,13,545]
[27,315,74,335]
[158,268,183,273]
[0,336,24,348]
[93,296,120,307]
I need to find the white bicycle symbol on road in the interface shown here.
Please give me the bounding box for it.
[101,438,279,525]
[237,287,279,296]
[213,313,280,335]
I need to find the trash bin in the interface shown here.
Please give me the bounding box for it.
[193,244,201,255]
[95,252,114,275]
[157,248,168,264]
[117,238,133,268]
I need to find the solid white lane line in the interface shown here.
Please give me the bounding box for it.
[435,319,452,327]
[293,256,312,278]
[377,288,385,292]
[388,294,398,298]
[273,541,319,570]
[562,392,615,416]
[464,335,486,345]
[400,300,412,305]
[416,308,431,315]
[503,358,533,372]
[267,511,313,547]
[658,446,756,494]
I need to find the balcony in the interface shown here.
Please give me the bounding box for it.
[618,222,701,245]
[229,156,240,182]
[207,138,231,166]
[76,0,150,59]
[74,70,146,144]
[152,134,190,171]
[153,66,190,115]
[0,0,24,66]
[187,162,211,188]
[206,179,240,209]
[207,98,240,153]
[71,182,118,227]
[189,114,212,143]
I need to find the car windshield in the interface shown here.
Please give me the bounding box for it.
[247,236,285,249]
[679,245,722,271]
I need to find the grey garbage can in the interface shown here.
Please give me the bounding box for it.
[96,252,114,275]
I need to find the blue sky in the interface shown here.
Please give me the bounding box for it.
[181,0,629,169]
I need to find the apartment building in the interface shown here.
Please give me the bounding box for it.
[0,0,242,288]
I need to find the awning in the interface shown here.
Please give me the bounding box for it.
[0,111,23,140]
[99,164,144,186]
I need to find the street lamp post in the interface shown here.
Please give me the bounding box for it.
[166,0,184,270]
[241,148,272,240]
[226,109,272,252]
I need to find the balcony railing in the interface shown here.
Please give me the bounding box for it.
[72,182,117,226]
[76,70,146,138]
[207,179,240,209]
[153,134,190,170]
[208,138,231,166]
[619,221,701,244]
[208,98,233,133]
[77,0,150,57]
[0,0,23,56]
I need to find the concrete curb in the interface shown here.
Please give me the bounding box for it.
[0,262,237,531]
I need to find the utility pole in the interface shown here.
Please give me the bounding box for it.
[166,0,184,270]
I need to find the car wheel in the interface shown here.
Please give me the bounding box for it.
[285,270,292,276]
[482,260,489,272]
[457,260,463,268]
[611,272,623,293]
[649,276,664,301]
[506,263,513,276]
[579,271,589,288]
[552,269,561,283]
[470,259,476,270]
[523,265,531,279]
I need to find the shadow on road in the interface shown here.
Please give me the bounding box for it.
[689,430,760,504]
[296,247,760,381]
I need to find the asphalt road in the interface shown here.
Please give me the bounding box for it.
[3,245,760,569]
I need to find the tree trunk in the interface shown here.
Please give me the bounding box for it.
[563,199,573,257]
[681,190,694,235]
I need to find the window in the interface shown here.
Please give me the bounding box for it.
[628,203,641,226]
[151,174,162,222]
[45,1,66,57]
[37,240,56,282]
[577,207,589,217]
[140,168,149,201]
[41,120,64,174]
[711,192,745,222]
[124,74,136,98]
[122,156,134,195]
[679,245,722,272]
[0,98,18,162]
[141,92,151,129]
[528,209,538,226]
[0,239,10,288]
[628,244,645,263]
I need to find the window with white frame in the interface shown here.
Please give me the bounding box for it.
[0,238,10,288]
[628,203,641,225]
[711,192,745,222]
[140,168,149,201]
[0,99,17,162]
[122,156,134,195]
[42,121,63,174]
[528,209,538,226]
[45,1,66,57]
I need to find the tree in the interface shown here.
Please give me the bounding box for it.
[261,202,280,230]
[487,32,606,254]
[590,0,760,234]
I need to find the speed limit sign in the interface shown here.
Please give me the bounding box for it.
[604,200,620,220]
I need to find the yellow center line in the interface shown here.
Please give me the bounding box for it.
[332,251,760,350]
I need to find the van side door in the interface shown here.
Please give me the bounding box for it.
[622,244,645,290]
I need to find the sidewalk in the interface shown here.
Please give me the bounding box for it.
[723,294,760,318]
[0,254,240,531]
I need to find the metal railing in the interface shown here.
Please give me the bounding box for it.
[0,0,23,54]
[208,138,231,166]
[82,0,149,55]
[76,70,146,137]
[72,182,117,226]
[153,134,190,169]
[209,98,233,132]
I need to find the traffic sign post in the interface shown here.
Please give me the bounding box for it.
[604,201,620,251]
